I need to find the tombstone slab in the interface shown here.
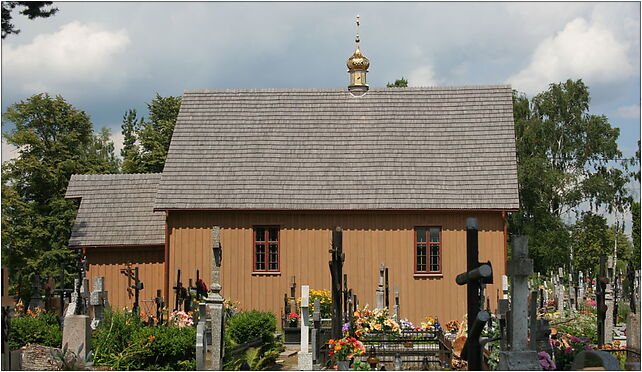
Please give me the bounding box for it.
[62,315,91,361]
[497,351,541,370]
[626,313,640,365]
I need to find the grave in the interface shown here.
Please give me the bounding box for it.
[62,314,91,361]
[206,226,225,370]
[498,236,540,370]
[89,276,107,330]
[626,312,640,369]
[298,285,313,370]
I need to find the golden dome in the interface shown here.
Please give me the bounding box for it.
[347,43,369,71]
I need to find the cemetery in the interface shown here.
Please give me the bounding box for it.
[2,216,640,371]
[1,12,640,372]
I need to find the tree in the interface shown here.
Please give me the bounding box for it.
[386,77,408,88]
[2,2,58,38]
[632,201,640,268]
[121,94,182,173]
[1,93,119,301]
[120,109,143,173]
[509,79,632,273]
[572,212,611,274]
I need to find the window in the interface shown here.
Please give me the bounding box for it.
[415,227,441,274]
[254,227,279,272]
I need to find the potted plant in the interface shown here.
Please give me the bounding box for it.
[328,337,366,370]
[287,312,300,327]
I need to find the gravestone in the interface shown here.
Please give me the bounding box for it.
[376,264,385,309]
[206,226,224,370]
[393,285,400,321]
[196,303,207,370]
[502,275,509,299]
[498,236,540,370]
[311,299,321,368]
[89,276,107,330]
[605,256,615,344]
[298,285,313,370]
[626,313,640,369]
[62,315,90,361]
[579,271,584,301]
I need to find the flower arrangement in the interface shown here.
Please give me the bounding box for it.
[538,351,556,370]
[399,319,415,330]
[419,316,440,331]
[327,337,366,361]
[287,312,300,327]
[298,289,332,318]
[352,306,401,338]
[551,334,593,370]
[169,310,194,327]
[445,319,460,333]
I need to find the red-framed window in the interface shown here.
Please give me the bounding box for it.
[254,226,280,272]
[415,227,442,274]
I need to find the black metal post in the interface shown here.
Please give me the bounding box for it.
[466,217,482,370]
[329,226,344,339]
[597,255,608,347]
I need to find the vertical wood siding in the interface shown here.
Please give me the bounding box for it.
[168,211,506,325]
[87,246,164,313]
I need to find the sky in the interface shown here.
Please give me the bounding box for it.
[1,1,640,227]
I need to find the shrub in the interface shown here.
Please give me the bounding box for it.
[9,309,62,350]
[227,311,276,344]
[110,326,196,370]
[552,312,597,344]
[92,308,144,366]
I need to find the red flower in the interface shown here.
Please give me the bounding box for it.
[288,312,300,319]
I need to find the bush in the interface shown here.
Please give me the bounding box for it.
[227,311,276,344]
[111,326,196,370]
[93,308,196,370]
[553,312,597,344]
[9,310,62,350]
[92,308,145,366]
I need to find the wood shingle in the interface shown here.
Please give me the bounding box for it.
[155,86,519,210]
[65,173,165,247]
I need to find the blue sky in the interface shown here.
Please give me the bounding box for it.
[1,2,640,205]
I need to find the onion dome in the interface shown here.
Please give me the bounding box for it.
[347,38,370,71]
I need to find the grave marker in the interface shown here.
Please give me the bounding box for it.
[498,236,540,370]
[329,226,344,340]
[89,276,107,330]
[206,226,224,370]
[298,285,313,370]
[376,263,385,309]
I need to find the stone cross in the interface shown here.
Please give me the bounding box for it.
[298,285,312,370]
[89,276,108,330]
[604,256,615,343]
[579,271,584,301]
[311,299,321,367]
[498,236,540,370]
[393,285,400,321]
[376,263,385,309]
[207,226,224,370]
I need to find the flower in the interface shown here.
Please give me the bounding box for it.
[342,322,350,334]
[564,347,572,354]
[147,336,155,341]
[288,312,300,319]
[538,351,556,370]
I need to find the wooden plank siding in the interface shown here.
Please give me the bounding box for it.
[167,210,506,326]
[86,246,164,313]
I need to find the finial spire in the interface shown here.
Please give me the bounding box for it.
[356,14,360,44]
[347,14,369,95]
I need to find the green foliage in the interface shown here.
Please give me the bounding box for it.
[572,212,611,273]
[92,308,145,366]
[2,1,58,38]
[386,77,408,88]
[120,94,182,173]
[49,343,89,370]
[226,311,276,344]
[8,310,62,350]
[551,312,597,344]
[2,93,119,302]
[510,80,632,273]
[93,309,195,370]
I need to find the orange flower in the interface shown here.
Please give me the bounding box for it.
[334,345,342,351]
[141,311,146,317]
[148,336,155,341]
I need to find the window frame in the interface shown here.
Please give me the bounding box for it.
[253,226,280,272]
[414,226,442,274]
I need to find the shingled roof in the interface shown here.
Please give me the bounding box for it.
[155,86,519,210]
[65,174,165,247]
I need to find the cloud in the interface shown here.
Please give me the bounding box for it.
[110,130,124,158]
[2,21,130,93]
[1,140,19,163]
[615,105,640,119]
[408,66,438,87]
[507,17,634,95]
